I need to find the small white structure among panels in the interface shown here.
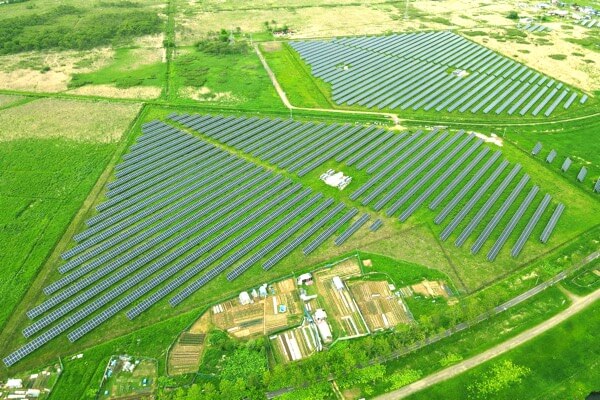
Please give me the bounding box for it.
[320,169,352,190]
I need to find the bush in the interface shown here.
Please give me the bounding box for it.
[507,11,519,20]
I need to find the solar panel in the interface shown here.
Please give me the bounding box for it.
[539,203,564,243]
[511,193,552,257]
[561,157,572,172]
[454,164,521,246]
[434,150,502,222]
[369,219,383,232]
[439,160,509,241]
[531,142,542,156]
[471,174,530,254]
[487,186,539,261]
[398,139,483,221]
[546,150,556,163]
[303,208,358,255]
[335,214,370,246]
[577,167,587,182]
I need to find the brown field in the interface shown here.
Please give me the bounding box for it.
[168,313,210,375]
[0,48,114,93]
[312,260,369,337]
[211,278,302,338]
[0,98,141,143]
[348,280,411,331]
[67,84,163,100]
[410,280,452,298]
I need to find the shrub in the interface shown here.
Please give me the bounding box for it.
[507,11,519,20]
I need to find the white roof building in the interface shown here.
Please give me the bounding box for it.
[239,291,252,305]
[332,276,344,291]
[5,379,23,389]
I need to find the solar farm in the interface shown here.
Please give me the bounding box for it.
[2,1,600,398]
[3,112,573,367]
[289,31,589,116]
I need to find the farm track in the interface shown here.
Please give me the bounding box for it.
[373,287,600,400]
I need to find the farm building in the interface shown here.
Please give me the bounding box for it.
[239,291,252,305]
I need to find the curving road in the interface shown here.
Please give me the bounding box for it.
[373,287,600,400]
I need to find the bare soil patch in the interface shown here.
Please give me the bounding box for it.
[0,48,114,92]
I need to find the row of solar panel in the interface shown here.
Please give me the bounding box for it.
[7,120,377,366]
[289,32,584,115]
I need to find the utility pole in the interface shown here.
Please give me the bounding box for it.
[404,0,410,19]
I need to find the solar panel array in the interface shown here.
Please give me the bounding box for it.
[3,119,367,367]
[288,31,583,116]
[5,113,567,367]
[176,114,563,264]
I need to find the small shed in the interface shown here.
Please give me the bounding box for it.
[258,284,268,298]
[297,273,313,286]
[332,276,344,291]
[239,291,252,305]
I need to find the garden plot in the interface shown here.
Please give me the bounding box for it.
[211,278,302,338]
[167,313,210,375]
[348,280,412,331]
[271,324,320,363]
[98,356,156,400]
[312,261,369,338]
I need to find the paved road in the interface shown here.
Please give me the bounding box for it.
[374,287,600,400]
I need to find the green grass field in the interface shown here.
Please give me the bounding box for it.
[405,297,600,400]
[0,99,139,332]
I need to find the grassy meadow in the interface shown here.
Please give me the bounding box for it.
[0,98,139,350]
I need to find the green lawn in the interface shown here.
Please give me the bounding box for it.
[405,296,600,400]
[70,47,166,91]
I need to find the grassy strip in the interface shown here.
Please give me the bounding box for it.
[405,294,599,400]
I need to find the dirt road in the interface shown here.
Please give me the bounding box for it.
[373,288,600,399]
